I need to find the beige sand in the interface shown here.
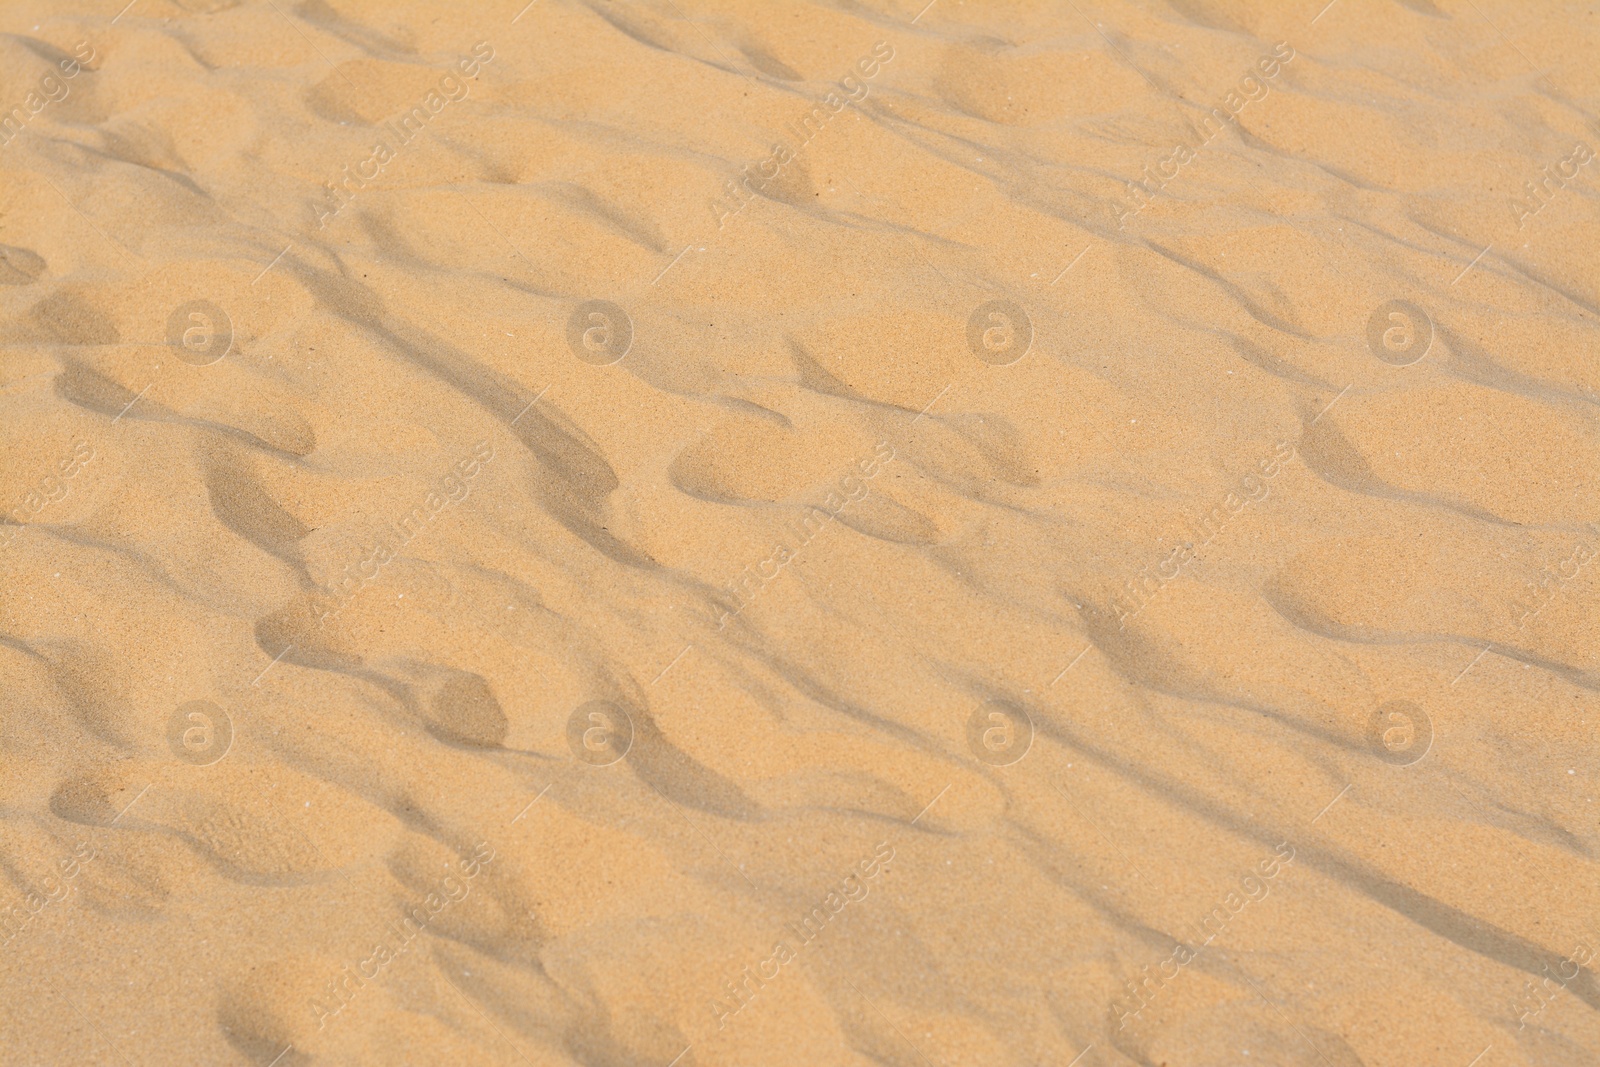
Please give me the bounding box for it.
[1,0,1598,1064]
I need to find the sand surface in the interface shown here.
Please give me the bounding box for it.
[2,0,1598,1064]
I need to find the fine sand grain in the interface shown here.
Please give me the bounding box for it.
[2,1,1598,1064]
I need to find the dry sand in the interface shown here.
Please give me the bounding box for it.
[1,0,1598,1064]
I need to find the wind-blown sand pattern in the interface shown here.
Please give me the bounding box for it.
[1,0,1597,1063]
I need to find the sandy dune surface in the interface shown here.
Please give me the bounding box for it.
[1,0,1598,1064]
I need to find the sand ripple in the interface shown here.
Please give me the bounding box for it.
[1,1,1598,1064]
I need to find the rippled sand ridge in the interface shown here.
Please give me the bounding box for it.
[1,0,1598,1064]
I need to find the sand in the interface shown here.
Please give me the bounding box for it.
[1,0,1598,1064]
